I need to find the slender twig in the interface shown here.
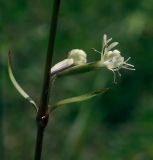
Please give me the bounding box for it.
[34,0,61,159]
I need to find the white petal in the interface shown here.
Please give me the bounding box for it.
[107,38,112,43]
[107,42,119,51]
[103,34,107,45]
[113,49,120,54]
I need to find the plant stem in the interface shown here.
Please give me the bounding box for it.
[34,126,45,160]
[34,0,61,159]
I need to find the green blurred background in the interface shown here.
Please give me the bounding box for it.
[1,0,153,159]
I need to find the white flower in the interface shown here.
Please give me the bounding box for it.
[93,34,135,83]
[102,49,135,71]
[68,49,87,65]
[50,49,87,76]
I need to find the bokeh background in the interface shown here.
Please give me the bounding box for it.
[1,0,153,159]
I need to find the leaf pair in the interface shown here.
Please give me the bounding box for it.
[8,52,109,113]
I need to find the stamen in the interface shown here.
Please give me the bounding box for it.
[111,66,122,71]
[92,48,102,54]
[125,57,131,62]
[122,66,136,70]
[117,70,121,77]
[124,63,134,67]
[112,70,117,84]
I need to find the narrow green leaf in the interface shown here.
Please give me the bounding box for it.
[50,88,109,112]
[57,62,103,77]
[8,51,38,112]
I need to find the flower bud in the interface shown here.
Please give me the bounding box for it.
[51,59,74,76]
[68,49,87,65]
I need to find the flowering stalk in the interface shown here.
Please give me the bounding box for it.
[34,0,61,159]
[8,2,135,158]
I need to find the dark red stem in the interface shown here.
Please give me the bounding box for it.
[34,0,61,159]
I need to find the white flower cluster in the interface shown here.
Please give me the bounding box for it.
[93,34,135,82]
[101,34,135,72]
